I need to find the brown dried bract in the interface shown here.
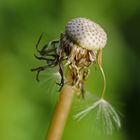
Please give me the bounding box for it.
[31,33,97,96]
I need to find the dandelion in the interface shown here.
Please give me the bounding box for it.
[31,17,121,140]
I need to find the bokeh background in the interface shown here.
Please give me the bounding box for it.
[0,0,140,140]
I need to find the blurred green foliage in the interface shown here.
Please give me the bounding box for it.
[0,0,140,140]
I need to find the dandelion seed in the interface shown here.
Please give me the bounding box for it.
[74,99,121,134]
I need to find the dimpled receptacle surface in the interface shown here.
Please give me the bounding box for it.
[65,18,107,50]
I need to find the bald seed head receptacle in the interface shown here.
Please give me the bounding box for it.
[65,17,107,50]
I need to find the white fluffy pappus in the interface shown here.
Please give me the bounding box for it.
[74,98,121,134]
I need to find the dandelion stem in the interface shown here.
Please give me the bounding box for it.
[46,69,74,140]
[97,49,106,99]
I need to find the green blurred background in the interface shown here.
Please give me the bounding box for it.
[0,0,140,140]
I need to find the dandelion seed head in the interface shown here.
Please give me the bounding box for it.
[65,17,107,50]
[74,99,121,134]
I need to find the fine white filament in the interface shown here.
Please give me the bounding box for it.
[74,99,121,134]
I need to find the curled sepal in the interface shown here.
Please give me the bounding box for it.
[74,99,121,134]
